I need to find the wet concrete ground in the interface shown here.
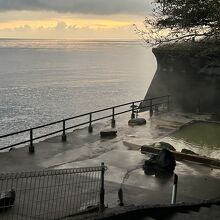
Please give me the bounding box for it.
[0,111,220,209]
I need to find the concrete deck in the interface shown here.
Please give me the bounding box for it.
[0,111,220,209]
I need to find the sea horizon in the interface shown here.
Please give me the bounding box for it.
[0,38,141,42]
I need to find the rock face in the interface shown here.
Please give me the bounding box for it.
[143,42,220,113]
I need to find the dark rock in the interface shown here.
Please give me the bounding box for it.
[154,170,173,179]
[100,128,117,138]
[154,141,176,151]
[128,118,146,126]
[143,149,176,175]
[156,149,176,169]
[181,148,198,155]
[0,189,15,210]
[158,141,176,151]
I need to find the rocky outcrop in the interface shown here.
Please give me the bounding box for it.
[144,41,220,113]
[143,148,176,176]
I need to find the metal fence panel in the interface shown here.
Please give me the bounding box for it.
[0,167,103,220]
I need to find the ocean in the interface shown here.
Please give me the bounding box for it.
[0,39,156,147]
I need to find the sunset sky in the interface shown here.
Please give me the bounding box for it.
[0,0,152,39]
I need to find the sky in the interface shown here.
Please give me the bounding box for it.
[0,0,153,39]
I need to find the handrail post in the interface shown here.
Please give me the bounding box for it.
[99,162,105,212]
[171,174,178,204]
[131,102,135,119]
[29,128,35,153]
[62,120,67,142]
[150,99,153,117]
[167,95,170,111]
[88,113,93,133]
[111,107,116,128]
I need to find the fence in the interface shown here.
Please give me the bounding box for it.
[0,164,106,220]
[0,95,170,153]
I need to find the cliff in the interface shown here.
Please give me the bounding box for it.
[144,41,220,113]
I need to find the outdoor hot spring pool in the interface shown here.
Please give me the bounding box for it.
[162,121,220,159]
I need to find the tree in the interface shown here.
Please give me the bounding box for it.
[135,0,220,46]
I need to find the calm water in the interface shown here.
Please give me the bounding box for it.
[164,121,220,159]
[0,39,156,145]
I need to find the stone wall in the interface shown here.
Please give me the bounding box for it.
[144,42,220,113]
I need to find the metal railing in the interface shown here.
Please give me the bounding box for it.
[0,163,106,219]
[0,95,170,153]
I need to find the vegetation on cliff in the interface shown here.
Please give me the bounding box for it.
[153,40,220,56]
[135,0,220,46]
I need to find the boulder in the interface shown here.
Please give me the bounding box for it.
[128,118,146,126]
[143,149,176,175]
[100,128,117,138]
[0,189,15,210]
[154,142,176,151]
[181,148,198,155]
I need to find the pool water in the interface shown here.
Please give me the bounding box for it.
[162,121,220,159]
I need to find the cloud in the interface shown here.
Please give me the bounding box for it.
[1,21,131,32]
[0,0,152,15]
[54,21,68,30]
[14,24,32,31]
[0,21,137,39]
